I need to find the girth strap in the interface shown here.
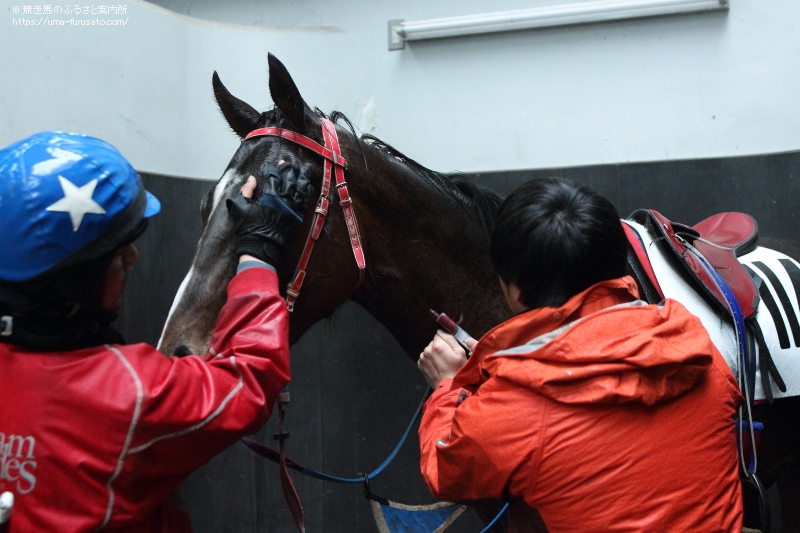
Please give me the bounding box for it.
[245,117,366,311]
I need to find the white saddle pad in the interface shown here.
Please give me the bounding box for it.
[625,219,800,401]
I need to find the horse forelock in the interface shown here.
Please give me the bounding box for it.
[261,106,327,138]
[260,107,289,129]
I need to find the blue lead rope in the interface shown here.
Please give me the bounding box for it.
[242,389,428,483]
[243,386,508,532]
[480,504,508,532]
[306,388,430,484]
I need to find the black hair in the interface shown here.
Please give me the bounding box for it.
[490,177,627,309]
[0,219,147,350]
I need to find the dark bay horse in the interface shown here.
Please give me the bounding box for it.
[158,55,509,360]
[159,54,800,531]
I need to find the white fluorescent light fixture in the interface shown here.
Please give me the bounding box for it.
[388,0,727,50]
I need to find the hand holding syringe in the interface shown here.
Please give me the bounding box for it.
[430,309,474,358]
[418,310,476,389]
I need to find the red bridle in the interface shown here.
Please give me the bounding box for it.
[244,117,366,312]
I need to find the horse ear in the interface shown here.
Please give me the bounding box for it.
[268,53,316,134]
[212,71,262,138]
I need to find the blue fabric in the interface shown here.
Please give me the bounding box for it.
[736,420,764,434]
[0,131,160,281]
[379,503,461,533]
[144,190,161,218]
[237,260,276,274]
[261,191,303,223]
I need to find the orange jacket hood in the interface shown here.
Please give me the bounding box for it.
[455,276,714,405]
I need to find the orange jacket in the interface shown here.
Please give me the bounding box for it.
[419,276,743,532]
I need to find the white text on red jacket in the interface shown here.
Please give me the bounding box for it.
[0,433,36,494]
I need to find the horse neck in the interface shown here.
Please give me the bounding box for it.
[349,151,509,360]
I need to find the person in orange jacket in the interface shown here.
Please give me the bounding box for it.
[0,132,313,531]
[417,177,743,532]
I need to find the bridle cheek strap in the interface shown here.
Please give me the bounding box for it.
[245,117,366,311]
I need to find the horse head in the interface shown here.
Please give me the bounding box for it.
[159,54,509,359]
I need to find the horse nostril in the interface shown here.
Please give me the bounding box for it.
[173,344,193,357]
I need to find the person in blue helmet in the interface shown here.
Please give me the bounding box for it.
[0,131,314,531]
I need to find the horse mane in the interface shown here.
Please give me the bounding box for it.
[328,111,502,240]
[257,107,501,240]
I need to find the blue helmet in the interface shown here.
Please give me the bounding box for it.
[0,131,160,282]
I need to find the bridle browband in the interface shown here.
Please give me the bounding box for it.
[244,117,366,311]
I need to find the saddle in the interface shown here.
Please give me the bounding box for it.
[627,209,760,318]
[625,210,783,532]
[625,209,786,404]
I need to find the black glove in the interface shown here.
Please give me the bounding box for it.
[226,162,315,267]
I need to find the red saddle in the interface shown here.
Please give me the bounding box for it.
[627,211,788,407]
[626,210,760,319]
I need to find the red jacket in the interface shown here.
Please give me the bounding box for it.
[0,267,290,532]
[419,276,743,532]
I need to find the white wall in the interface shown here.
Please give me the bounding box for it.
[2,0,799,180]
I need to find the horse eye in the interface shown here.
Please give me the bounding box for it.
[173,344,193,357]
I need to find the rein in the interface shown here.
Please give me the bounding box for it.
[243,117,366,532]
[245,117,366,312]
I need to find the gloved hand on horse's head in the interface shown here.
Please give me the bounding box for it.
[226,162,315,267]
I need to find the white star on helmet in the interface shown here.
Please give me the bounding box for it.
[45,176,107,232]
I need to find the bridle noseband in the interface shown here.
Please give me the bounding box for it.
[244,117,366,311]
